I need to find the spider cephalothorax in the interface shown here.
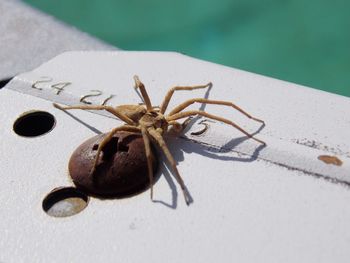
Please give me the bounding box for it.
[138,110,168,132]
[54,75,265,205]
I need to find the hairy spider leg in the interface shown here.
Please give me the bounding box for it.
[168,117,194,134]
[167,110,266,145]
[159,83,212,114]
[141,126,155,200]
[169,98,265,124]
[91,125,141,174]
[53,103,135,125]
[133,75,153,111]
[147,127,191,205]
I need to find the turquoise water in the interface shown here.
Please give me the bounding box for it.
[25,0,350,97]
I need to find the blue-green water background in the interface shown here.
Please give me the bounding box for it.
[25,0,350,97]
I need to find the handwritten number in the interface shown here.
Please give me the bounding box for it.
[32,76,53,90]
[51,82,71,95]
[80,90,103,104]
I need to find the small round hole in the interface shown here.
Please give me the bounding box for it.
[42,187,89,218]
[13,111,55,137]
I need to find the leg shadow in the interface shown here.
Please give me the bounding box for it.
[54,106,102,135]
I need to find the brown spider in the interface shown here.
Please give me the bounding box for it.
[53,76,265,205]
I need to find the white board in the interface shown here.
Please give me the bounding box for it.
[1,51,350,262]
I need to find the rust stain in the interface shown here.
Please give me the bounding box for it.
[318,155,343,166]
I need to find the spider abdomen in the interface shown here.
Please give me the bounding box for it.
[115,104,147,123]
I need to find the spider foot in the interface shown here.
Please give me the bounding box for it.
[182,187,192,206]
[53,102,64,110]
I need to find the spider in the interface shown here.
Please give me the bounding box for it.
[53,76,265,205]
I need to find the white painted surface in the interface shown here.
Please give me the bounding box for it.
[1,51,350,262]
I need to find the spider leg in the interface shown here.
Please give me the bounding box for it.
[159,83,212,114]
[168,121,184,134]
[53,103,135,125]
[91,125,141,174]
[138,102,160,110]
[140,126,155,200]
[168,117,193,134]
[133,75,153,111]
[167,110,266,145]
[147,127,191,205]
[168,98,264,124]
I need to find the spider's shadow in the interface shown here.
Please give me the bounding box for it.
[181,122,266,162]
[154,122,265,209]
[57,109,103,134]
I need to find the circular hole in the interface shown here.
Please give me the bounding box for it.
[13,111,55,137]
[42,187,89,218]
